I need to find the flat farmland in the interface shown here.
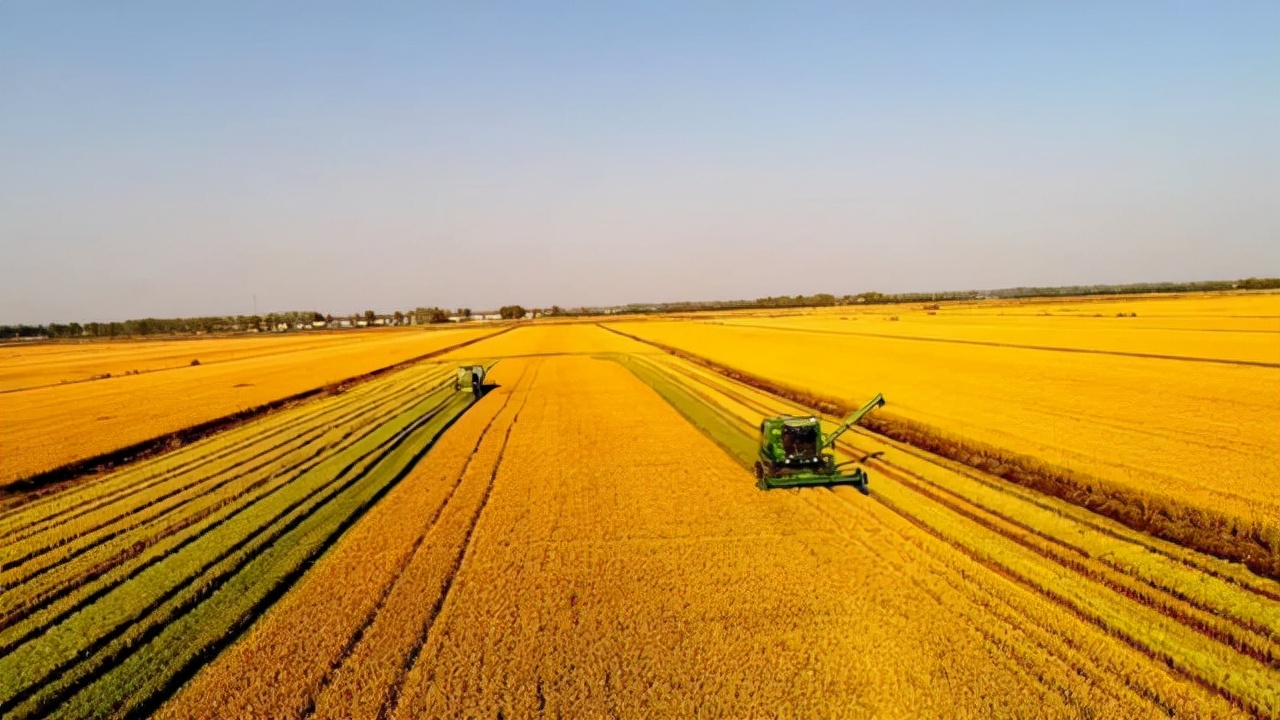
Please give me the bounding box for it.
[605,293,1280,573]
[0,326,500,488]
[701,293,1280,364]
[2,305,1276,718]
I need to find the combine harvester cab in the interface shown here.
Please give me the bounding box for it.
[454,365,486,397]
[754,393,885,491]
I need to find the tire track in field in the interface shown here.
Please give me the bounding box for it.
[298,361,529,718]
[0,428,364,649]
[707,320,1280,368]
[0,391,466,717]
[2,391,457,673]
[5,367,445,549]
[112,394,483,720]
[835,441,1280,665]
[377,360,543,720]
[823,487,1269,716]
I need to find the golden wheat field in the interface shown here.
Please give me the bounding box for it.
[610,293,1280,533]
[0,326,499,487]
[1,295,1277,718]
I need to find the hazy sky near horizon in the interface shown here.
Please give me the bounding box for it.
[2,3,1277,323]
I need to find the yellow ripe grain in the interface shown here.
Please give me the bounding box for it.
[0,327,497,486]
[0,332,382,393]
[307,360,539,720]
[607,293,1280,527]
[387,353,1236,719]
[154,361,527,720]
[440,321,657,359]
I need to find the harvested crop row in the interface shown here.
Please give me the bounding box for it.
[154,359,531,720]
[628,352,1280,715]
[309,360,541,720]
[0,366,444,578]
[381,353,1235,719]
[0,367,446,597]
[47,392,476,720]
[0,324,500,486]
[0,362,444,528]
[0,371,450,654]
[0,371,475,719]
[1,385,461,712]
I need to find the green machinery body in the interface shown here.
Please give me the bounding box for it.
[754,393,886,490]
[454,365,486,396]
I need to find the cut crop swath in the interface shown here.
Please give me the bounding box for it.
[0,370,475,719]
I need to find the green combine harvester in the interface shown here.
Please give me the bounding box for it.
[454,365,486,396]
[754,393,886,490]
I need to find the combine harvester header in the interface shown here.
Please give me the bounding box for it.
[754,393,886,491]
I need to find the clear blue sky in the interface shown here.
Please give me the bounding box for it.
[2,2,1277,323]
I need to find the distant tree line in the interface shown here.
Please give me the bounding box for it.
[0,311,324,340]
[592,277,1280,315]
[3,277,1275,340]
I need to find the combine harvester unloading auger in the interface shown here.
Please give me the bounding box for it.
[754,393,886,491]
